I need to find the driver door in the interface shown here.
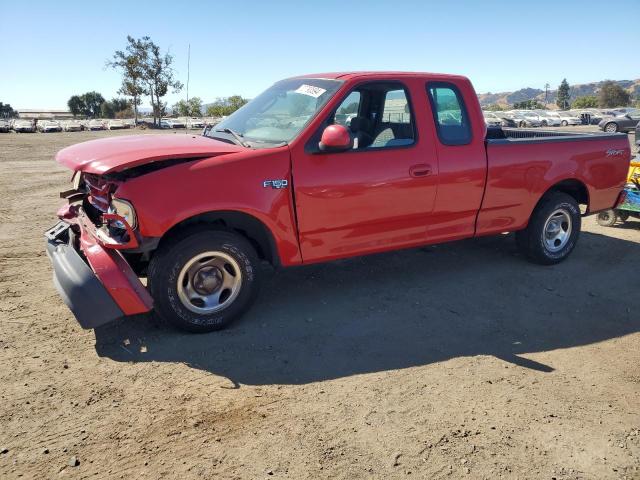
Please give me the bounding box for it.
[292,80,439,263]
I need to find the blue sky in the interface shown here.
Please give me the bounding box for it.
[1,0,637,109]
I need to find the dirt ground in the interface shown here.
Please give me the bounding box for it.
[0,128,639,480]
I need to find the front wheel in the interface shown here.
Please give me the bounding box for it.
[148,229,261,332]
[596,209,618,227]
[515,192,581,265]
[561,120,568,127]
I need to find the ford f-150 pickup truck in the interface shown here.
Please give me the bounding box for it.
[46,72,631,332]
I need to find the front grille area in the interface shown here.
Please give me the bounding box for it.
[84,174,114,213]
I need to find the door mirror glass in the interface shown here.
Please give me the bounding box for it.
[319,124,352,152]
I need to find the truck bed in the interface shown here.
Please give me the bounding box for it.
[486,126,626,144]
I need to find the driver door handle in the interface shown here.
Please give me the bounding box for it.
[409,164,432,177]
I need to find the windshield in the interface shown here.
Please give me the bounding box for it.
[206,78,343,145]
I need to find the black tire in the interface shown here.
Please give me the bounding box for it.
[148,228,260,332]
[515,192,581,265]
[519,121,527,128]
[561,120,568,127]
[596,209,618,227]
[604,122,618,133]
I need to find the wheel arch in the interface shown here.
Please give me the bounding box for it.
[543,178,590,211]
[158,210,281,267]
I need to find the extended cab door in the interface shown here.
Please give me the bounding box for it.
[291,79,440,263]
[422,81,487,241]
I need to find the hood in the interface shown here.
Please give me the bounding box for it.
[56,134,243,174]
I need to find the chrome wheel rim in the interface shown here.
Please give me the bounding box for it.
[605,123,616,133]
[542,209,572,252]
[177,251,242,314]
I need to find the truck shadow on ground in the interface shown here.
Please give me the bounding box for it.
[95,231,640,386]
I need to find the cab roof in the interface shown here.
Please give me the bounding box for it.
[289,71,469,82]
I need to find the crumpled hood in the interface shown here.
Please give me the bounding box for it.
[55,134,244,174]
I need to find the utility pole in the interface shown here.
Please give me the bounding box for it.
[544,83,549,107]
[186,43,191,104]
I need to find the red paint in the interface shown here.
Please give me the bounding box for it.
[319,124,351,150]
[53,72,631,307]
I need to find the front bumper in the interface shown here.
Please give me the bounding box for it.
[45,212,153,329]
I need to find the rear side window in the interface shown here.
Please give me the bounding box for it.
[427,83,472,145]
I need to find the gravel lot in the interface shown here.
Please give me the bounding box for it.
[0,128,638,479]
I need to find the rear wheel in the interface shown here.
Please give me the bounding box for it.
[596,209,619,227]
[561,120,568,127]
[148,229,260,332]
[604,122,618,133]
[519,121,527,128]
[515,192,581,265]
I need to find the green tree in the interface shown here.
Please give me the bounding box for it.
[0,102,18,118]
[188,97,202,117]
[571,95,598,109]
[484,104,508,112]
[598,81,631,108]
[172,97,202,117]
[513,100,545,110]
[141,37,183,126]
[556,79,570,110]
[81,92,106,118]
[205,96,249,117]
[101,98,131,118]
[108,36,148,125]
[67,95,85,118]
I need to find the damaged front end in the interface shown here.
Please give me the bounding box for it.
[45,171,153,329]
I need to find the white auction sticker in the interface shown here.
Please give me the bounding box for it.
[295,84,327,98]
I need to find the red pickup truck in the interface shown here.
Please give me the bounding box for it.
[47,72,631,332]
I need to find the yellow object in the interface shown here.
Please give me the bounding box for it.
[629,158,640,183]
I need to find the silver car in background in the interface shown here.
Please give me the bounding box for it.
[37,120,63,132]
[12,119,35,132]
[482,111,503,127]
[106,119,126,130]
[534,111,562,127]
[87,119,106,131]
[62,120,83,132]
[186,117,205,129]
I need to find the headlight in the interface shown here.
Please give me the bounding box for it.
[109,198,137,229]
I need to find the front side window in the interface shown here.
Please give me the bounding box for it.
[207,78,342,146]
[328,82,415,150]
[427,83,472,145]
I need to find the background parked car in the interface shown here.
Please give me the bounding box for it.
[482,111,503,127]
[186,117,204,129]
[492,112,518,128]
[636,121,639,147]
[62,120,83,132]
[87,119,106,131]
[12,119,35,132]
[0,119,10,133]
[534,111,562,127]
[36,120,63,133]
[506,112,541,127]
[106,119,126,130]
[553,111,582,126]
[160,118,187,129]
[598,109,640,133]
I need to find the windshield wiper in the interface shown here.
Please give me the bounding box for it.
[214,128,249,148]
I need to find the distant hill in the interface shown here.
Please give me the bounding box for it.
[478,79,640,107]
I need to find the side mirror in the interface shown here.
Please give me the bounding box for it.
[319,124,352,152]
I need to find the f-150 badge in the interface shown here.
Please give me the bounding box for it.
[263,179,288,189]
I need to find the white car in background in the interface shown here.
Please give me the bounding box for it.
[87,119,106,131]
[62,120,83,132]
[554,111,582,126]
[0,119,11,133]
[482,111,503,127]
[37,120,63,132]
[160,118,187,129]
[534,111,562,127]
[106,119,126,130]
[13,119,35,132]
[186,118,204,129]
